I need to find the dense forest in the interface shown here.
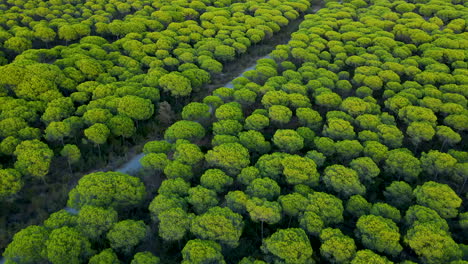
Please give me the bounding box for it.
[1,0,467,263]
[0,0,311,250]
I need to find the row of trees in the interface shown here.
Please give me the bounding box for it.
[0,0,464,57]
[0,0,247,54]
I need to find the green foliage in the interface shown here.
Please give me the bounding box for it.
[89,249,120,264]
[60,144,81,165]
[320,228,357,264]
[0,137,21,156]
[307,192,344,226]
[158,208,191,242]
[420,150,457,180]
[148,194,187,221]
[216,102,244,121]
[117,95,154,121]
[44,210,77,230]
[191,207,244,247]
[246,197,282,225]
[213,120,243,136]
[187,186,219,214]
[350,157,380,184]
[261,228,313,264]
[108,115,136,138]
[77,205,118,240]
[159,72,192,97]
[323,165,366,198]
[335,140,363,161]
[107,220,148,255]
[45,121,71,143]
[281,155,319,186]
[214,45,236,62]
[44,226,93,264]
[305,150,326,168]
[296,108,322,131]
[3,225,48,264]
[413,181,462,219]
[346,195,371,219]
[143,141,172,154]
[4,37,32,53]
[269,105,292,125]
[351,250,392,264]
[200,169,233,193]
[279,193,308,218]
[239,130,271,154]
[377,124,404,149]
[140,153,170,172]
[181,239,226,264]
[164,160,193,180]
[225,191,249,214]
[13,139,53,180]
[407,121,435,146]
[356,215,403,256]
[237,166,261,185]
[246,178,281,201]
[436,126,461,147]
[316,92,342,109]
[245,114,270,131]
[182,102,211,122]
[164,120,206,142]
[131,252,160,264]
[179,69,211,92]
[0,169,23,199]
[84,123,110,145]
[67,171,146,210]
[363,141,388,163]
[384,149,422,182]
[384,181,414,210]
[205,143,250,175]
[405,223,462,264]
[323,118,356,140]
[299,211,324,236]
[158,178,190,197]
[83,109,113,125]
[404,205,449,232]
[314,137,336,157]
[272,129,304,153]
[370,203,402,223]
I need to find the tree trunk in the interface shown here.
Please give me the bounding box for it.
[440,139,447,151]
[459,177,467,194]
[67,160,73,175]
[413,141,419,153]
[97,144,101,161]
[261,221,264,240]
